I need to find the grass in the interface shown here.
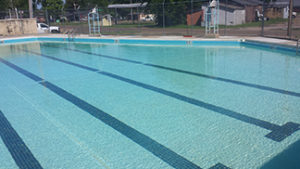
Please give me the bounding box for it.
[51,18,288,30]
[219,18,288,28]
[110,22,156,28]
[51,21,88,26]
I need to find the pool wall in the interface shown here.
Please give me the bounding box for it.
[242,40,297,53]
[0,37,298,53]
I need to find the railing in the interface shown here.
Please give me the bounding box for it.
[66,29,76,41]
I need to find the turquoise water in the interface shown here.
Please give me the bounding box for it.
[0,41,299,169]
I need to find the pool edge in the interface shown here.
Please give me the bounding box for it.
[0,36,298,53]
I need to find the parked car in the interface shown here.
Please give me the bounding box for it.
[143,15,153,21]
[37,23,60,33]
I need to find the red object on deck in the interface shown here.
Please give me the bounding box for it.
[187,10,203,26]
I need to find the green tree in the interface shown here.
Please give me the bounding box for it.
[0,0,10,10]
[39,0,63,19]
[41,0,63,11]
[64,0,87,10]
[64,0,109,10]
[148,0,202,26]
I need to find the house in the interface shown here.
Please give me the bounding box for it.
[218,2,246,25]
[268,0,300,18]
[223,0,262,23]
[101,14,112,26]
[201,0,258,25]
[192,0,297,26]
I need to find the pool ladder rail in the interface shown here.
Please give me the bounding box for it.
[65,29,77,41]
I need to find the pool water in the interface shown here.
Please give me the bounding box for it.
[0,41,299,169]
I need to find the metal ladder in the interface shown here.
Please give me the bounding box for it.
[88,10,101,36]
[67,29,76,41]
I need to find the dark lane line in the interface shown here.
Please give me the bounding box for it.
[0,58,203,169]
[0,110,43,169]
[24,50,300,142]
[43,44,300,98]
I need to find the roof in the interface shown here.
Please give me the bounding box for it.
[219,3,244,12]
[108,3,148,9]
[269,0,300,8]
[202,1,244,12]
[227,0,262,6]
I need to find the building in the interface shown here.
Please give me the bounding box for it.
[268,0,300,18]
[222,0,262,23]
[101,14,112,26]
[187,10,203,26]
[201,0,258,25]
[218,2,246,25]
[201,0,298,26]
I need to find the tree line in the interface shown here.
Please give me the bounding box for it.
[0,0,275,26]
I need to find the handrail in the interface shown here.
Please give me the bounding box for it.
[66,29,76,41]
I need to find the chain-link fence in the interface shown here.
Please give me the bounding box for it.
[0,0,299,40]
[0,8,30,20]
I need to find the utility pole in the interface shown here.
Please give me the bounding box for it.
[28,0,33,18]
[287,0,293,38]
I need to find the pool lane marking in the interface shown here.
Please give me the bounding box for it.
[44,45,300,98]
[0,110,43,169]
[0,58,203,169]
[24,50,300,142]
[22,50,300,142]
[3,83,111,169]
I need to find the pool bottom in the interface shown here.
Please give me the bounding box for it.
[0,40,299,169]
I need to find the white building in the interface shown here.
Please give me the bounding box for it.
[202,3,246,26]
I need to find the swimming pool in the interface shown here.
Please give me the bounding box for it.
[0,38,299,169]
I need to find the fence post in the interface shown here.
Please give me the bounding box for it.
[287,0,294,38]
[261,0,266,37]
[163,0,165,35]
[137,6,141,34]
[190,0,193,36]
[45,9,49,26]
[225,0,228,36]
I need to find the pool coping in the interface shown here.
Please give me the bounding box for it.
[0,35,298,53]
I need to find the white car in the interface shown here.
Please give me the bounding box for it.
[37,23,60,33]
[142,15,154,22]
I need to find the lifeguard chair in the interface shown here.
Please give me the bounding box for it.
[88,7,101,36]
[205,0,219,37]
